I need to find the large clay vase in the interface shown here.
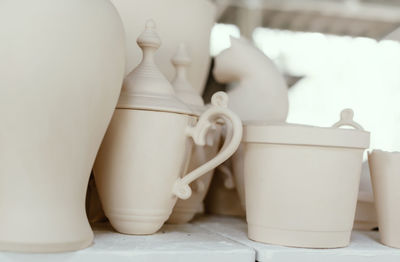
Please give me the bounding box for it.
[0,0,125,252]
[110,0,216,94]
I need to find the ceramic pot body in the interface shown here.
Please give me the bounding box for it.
[0,0,125,252]
[369,150,400,248]
[94,110,194,234]
[232,143,246,211]
[94,95,243,235]
[243,110,370,248]
[110,0,216,94]
[168,126,222,224]
[204,163,245,217]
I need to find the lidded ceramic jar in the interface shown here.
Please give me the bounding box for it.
[0,0,125,252]
[242,109,370,248]
[167,44,223,224]
[94,21,242,235]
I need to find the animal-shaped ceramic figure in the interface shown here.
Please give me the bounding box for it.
[213,37,289,122]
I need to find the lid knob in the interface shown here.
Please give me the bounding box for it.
[116,21,192,115]
[137,19,161,49]
[171,43,204,110]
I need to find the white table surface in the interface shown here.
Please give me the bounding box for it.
[0,221,255,262]
[195,215,400,262]
[1,215,399,262]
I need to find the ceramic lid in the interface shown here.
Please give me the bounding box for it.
[243,109,370,149]
[171,43,205,116]
[117,20,194,116]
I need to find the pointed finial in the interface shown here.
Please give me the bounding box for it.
[172,43,191,67]
[171,43,204,111]
[137,19,161,49]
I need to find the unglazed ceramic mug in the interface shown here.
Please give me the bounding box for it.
[369,150,400,248]
[94,92,242,234]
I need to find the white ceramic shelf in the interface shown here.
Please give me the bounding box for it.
[1,216,400,262]
[195,215,400,262]
[0,221,254,262]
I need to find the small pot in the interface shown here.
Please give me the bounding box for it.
[369,150,400,248]
[242,109,370,248]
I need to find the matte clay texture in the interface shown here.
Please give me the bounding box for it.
[242,109,370,248]
[369,150,400,248]
[94,22,243,235]
[110,0,216,94]
[0,0,125,252]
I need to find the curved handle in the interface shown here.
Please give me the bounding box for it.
[172,92,242,199]
[332,109,364,130]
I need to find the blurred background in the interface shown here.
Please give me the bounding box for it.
[206,0,400,153]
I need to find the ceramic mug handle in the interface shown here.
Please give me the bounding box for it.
[172,92,242,199]
[332,109,364,130]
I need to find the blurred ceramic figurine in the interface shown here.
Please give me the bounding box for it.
[369,150,400,248]
[110,0,218,94]
[0,0,125,252]
[167,44,223,224]
[213,37,289,211]
[94,21,242,235]
[213,37,289,122]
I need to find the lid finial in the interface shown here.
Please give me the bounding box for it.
[116,21,192,115]
[171,43,204,115]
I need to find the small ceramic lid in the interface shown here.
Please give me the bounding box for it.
[243,109,370,149]
[117,20,193,115]
[171,43,205,116]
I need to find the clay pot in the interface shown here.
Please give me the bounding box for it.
[243,109,370,248]
[369,150,400,248]
[93,22,242,235]
[110,0,217,94]
[0,0,125,252]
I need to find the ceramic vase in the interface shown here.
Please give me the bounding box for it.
[0,0,125,252]
[369,150,400,248]
[243,109,370,248]
[110,0,217,94]
[93,21,242,235]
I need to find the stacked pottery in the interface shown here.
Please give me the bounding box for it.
[243,109,370,248]
[110,0,217,94]
[93,21,242,235]
[213,36,289,212]
[0,0,125,252]
[369,150,400,248]
[167,44,223,224]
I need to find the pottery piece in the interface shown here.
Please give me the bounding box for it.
[353,162,378,230]
[243,109,370,248]
[0,0,125,252]
[167,44,222,224]
[369,150,400,248]
[213,37,289,122]
[110,0,217,94]
[204,161,246,217]
[93,21,242,235]
[231,144,246,211]
[86,174,107,224]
